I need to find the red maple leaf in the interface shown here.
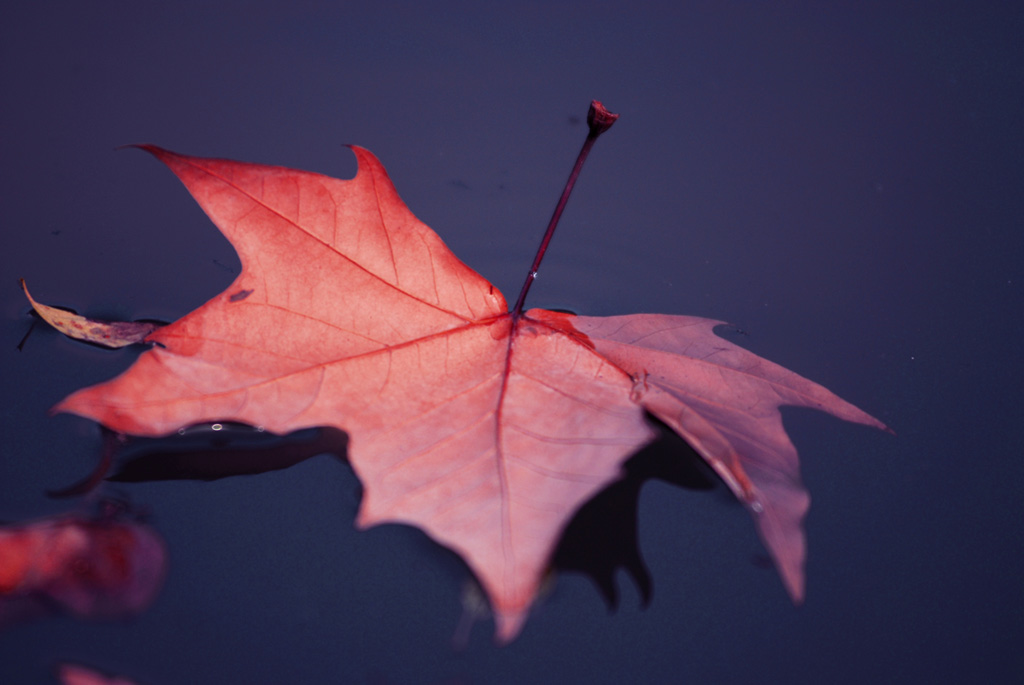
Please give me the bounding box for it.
[0,502,166,629]
[58,663,139,685]
[41,102,886,641]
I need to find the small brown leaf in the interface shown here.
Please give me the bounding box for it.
[21,279,160,349]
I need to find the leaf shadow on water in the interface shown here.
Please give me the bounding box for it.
[48,419,721,625]
[553,419,718,611]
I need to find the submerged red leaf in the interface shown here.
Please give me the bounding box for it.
[47,143,885,641]
[0,508,166,629]
[58,663,139,685]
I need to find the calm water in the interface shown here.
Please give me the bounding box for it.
[2,3,1021,683]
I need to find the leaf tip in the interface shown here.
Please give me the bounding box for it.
[344,144,385,181]
[492,606,529,645]
[127,143,172,160]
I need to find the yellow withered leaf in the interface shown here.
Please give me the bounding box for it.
[21,279,160,349]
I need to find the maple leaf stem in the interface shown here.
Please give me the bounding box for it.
[511,101,619,317]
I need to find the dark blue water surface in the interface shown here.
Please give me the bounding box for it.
[2,3,1021,683]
